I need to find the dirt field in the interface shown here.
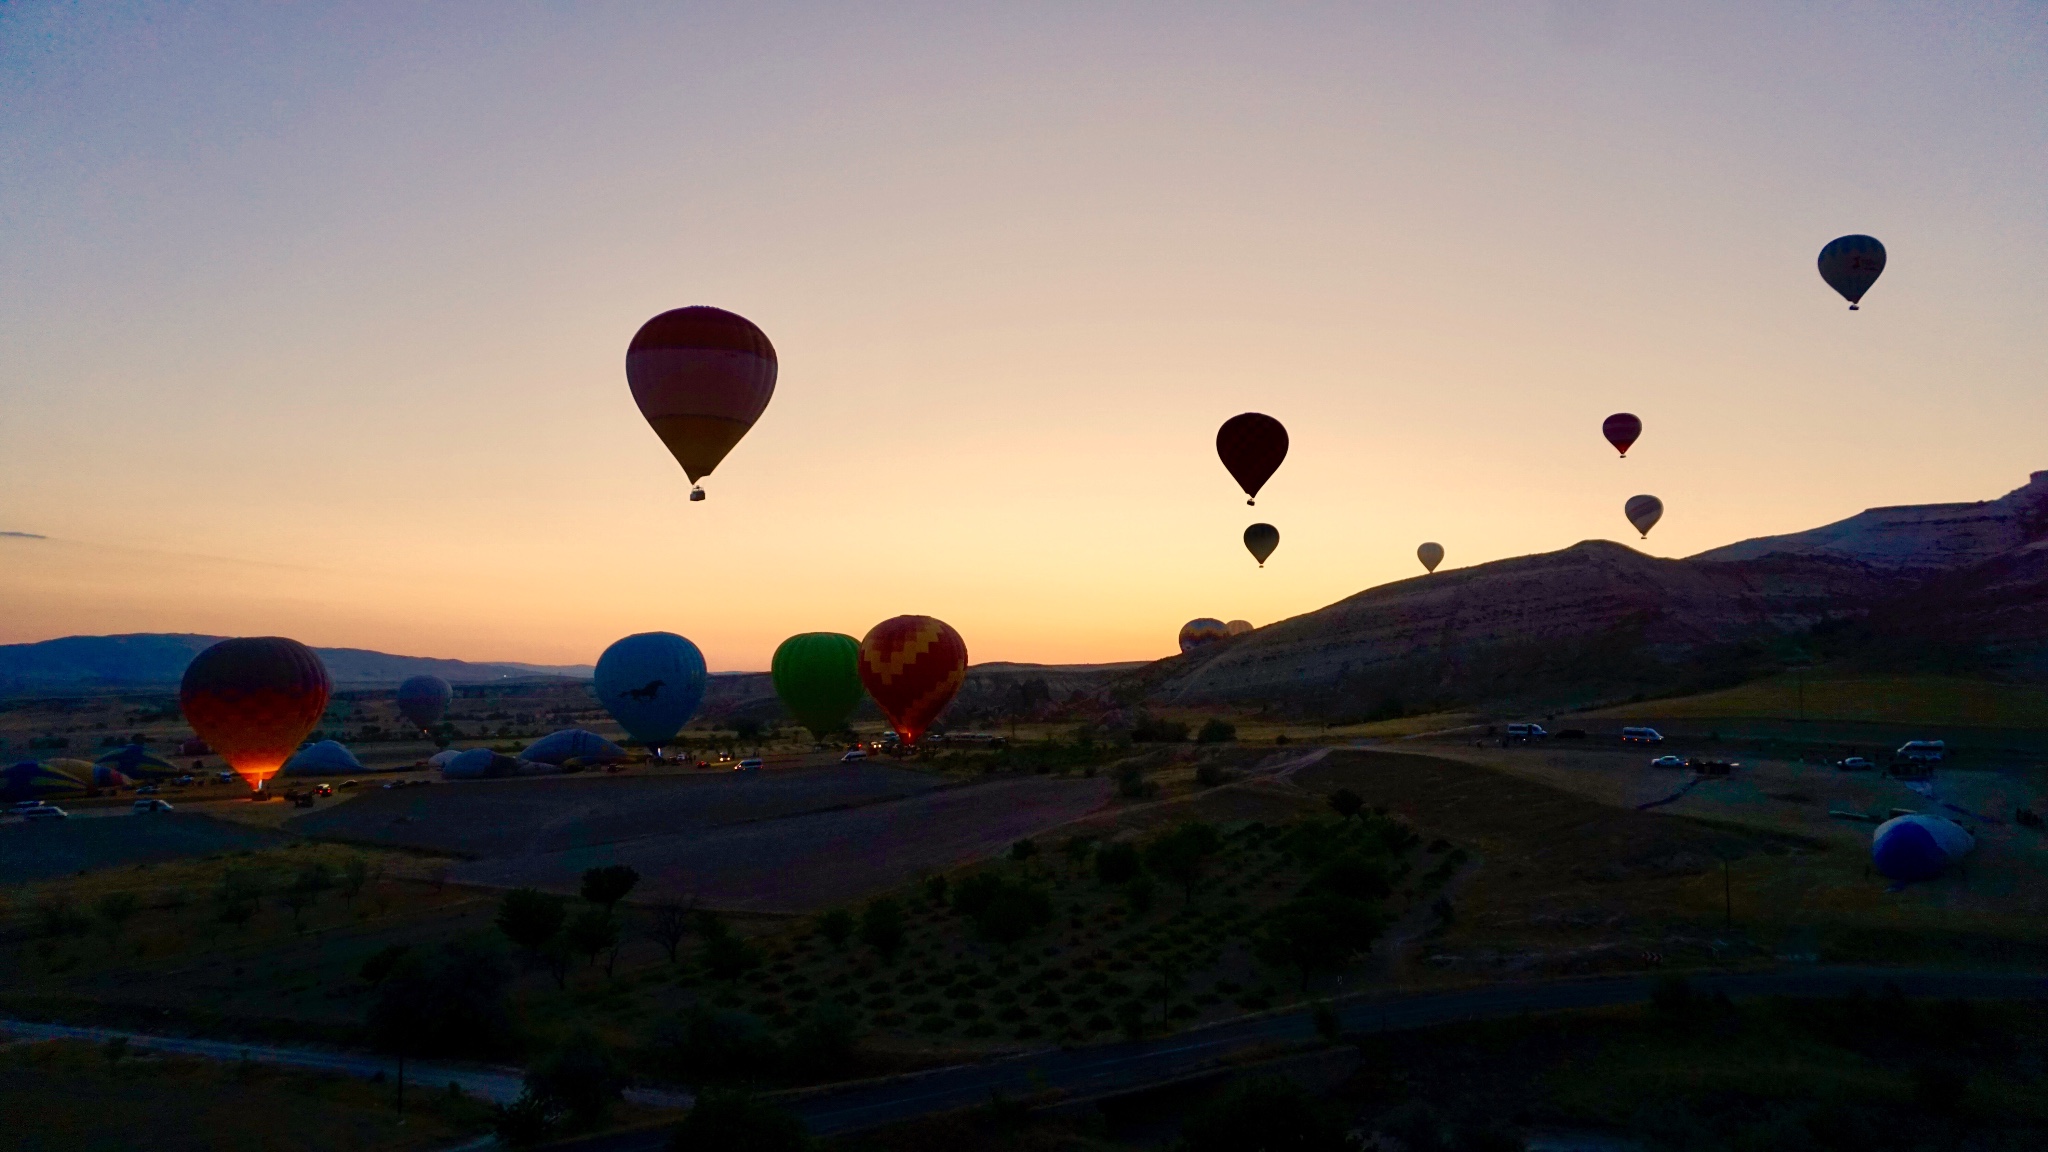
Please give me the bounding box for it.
[452,774,1117,912]
[287,763,946,858]
[0,813,289,884]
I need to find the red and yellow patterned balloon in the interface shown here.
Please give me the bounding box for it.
[179,637,332,791]
[857,616,967,746]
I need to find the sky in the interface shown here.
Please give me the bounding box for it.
[2,2,2044,670]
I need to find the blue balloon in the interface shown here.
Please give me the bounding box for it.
[1871,814,1973,883]
[593,632,707,752]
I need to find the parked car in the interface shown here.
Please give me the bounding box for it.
[313,783,334,797]
[133,798,174,813]
[339,779,358,789]
[216,771,237,784]
[736,758,763,772]
[22,805,68,821]
[9,799,45,814]
[173,775,196,786]
[1555,728,1588,740]
[135,784,161,795]
[840,749,868,763]
[1621,727,1665,744]
[1836,756,1876,771]
[1650,755,1686,768]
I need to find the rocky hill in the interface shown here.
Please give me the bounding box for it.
[1139,470,2048,715]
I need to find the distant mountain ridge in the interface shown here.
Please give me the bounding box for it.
[1691,471,2048,570]
[0,633,594,692]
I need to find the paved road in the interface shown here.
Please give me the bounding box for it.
[8,967,2042,1147]
[555,966,2048,1147]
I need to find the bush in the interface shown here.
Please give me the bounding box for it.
[1326,789,1364,821]
[366,937,519,1060]
[671,1091,808,1152]
[656,1005,779,1079]
[786,1000,860,1076]
[702,931,763,980]
[492,1091,562,1147]
[1309,851,1392,902]
[1131,715,1190,743]
[1124,875,1156,915]
[1196,719,1236,744]
[1145,822,1222,900]
[1254,896,1386,991]
[954,873,1053,946]
[1095,842,1142,885]
[579,865,640,912]
[859,897,905,961]
[814,908,855,950]
[1194,762,1227,787]
[525,1029,626,1128]
[1182,1076,1350,1152]
[496,888,567,954]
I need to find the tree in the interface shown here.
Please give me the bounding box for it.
[785,999,859,1076]
[644,897,694,963]
[1309,851,1392,902]
[815,908,855,950]
[655,1006,779,1079]
[215,867,266,929]
[955,876,1051,948]
[1254,896,1386,992]
[1326,788,1364,821]
[1196,718,1236,744]
[338,856,371,908]
[94,891,139,948]
[525,1029,627,1129]
[859,897,905,962]
[566,907,620,971]
[1009,838,1039,863]
[367,938,518,1113]
[1095,841,1142,885]
[579,865,640,914]
[1145,822,1222,902]
[1182,1077,1350,1152]
[281,862,334,932]
[670,1090,809,1152]
[496,888,567,956]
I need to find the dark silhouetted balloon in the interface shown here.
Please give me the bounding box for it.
[1179,619,1229,653]
[1216,414,1288,505]
[395,675,453,733]
[858,616,967,745]
[1625,495,1664,539]
[1603,413,1642,458]
[626,307,777,499]
[1226,619,1253,636]
[179,637,332,791]
[1244,523,1279,567]
[1818,235,1886,310]
[594,632,707,756]
[1417,542,1444,573]
[772,632,867,740]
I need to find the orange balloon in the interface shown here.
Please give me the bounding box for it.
[179,638,331,791]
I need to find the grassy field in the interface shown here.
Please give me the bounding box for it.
[1586,671,2048,730]
[0,1040,492,1152]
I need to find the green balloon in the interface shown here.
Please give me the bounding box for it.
[771,632,867,739]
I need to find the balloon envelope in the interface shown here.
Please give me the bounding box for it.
[1625,495,1664,539]
[1244,522,1280,567]
[1818,234,1886,309]
[1,760,86,803]
[179,637,332,790]
[1602,413,1642,458]
[772,633,867,739]
[858,616,967,745]
[594,633,707,751]
[626,307,777,486]
[96,743,180,781]
[1417,542,1444,573]
[1179,618,1229,653]
[1216,414,1288,505]
[395,675,453,732]
[1225,619,1253,636]
[521,729,627,766]
[1872,814,1973,883]
[282,740,365,777]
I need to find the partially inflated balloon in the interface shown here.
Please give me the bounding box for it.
[1417,542,1444,573]
[1179,619,1229,653]
[1818,235,1886,309]
[1603,413,1641,458]
[395,674,453,733]
[1625,495,1664,539]
[179,637,332,791]
[772,633,867,740]
[594,633,708,755]
[858,616,967,745]
[1225,619,1253,636]
[626,307,777,497]
[1216,414,1288,505]
[1244,523,1279,567]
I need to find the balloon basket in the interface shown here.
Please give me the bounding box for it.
[690,486,706,502]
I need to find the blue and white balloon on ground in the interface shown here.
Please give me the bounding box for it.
[521,728,628,767]
[282,740,364,776]
[593,632,707,759]
[1871,814,1974,883]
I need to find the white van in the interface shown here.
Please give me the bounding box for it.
[1505,723,1548,740]
[1621,727,1665,744]
[1895,740,1946,763]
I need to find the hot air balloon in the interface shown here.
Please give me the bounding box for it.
[281,740,365,777]
[1179,619,1229,653]
[772,632,867,741]
[178,637,333,793]
[1603,413,1642,458]
[1872,814,1973,884]
[1818,235,1886,310]
[521,729,628,767]
[96,743,179,781]
[1216,414,1288,506]
[626,306,777,500]
[395,675,453,734]
[1226,619,1253,636]
[1244,523,1279,567]
[857,616,967,746]
[1,761,86,804]
[1625,495,1663,539]
[594,632,708,760]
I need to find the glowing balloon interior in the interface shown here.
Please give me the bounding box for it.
[178,637,333,791]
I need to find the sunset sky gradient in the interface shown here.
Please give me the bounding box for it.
[3,3,2044,669]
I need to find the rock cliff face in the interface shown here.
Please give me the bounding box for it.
[1691,472,2048,570]
[1143,471,2048,711]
